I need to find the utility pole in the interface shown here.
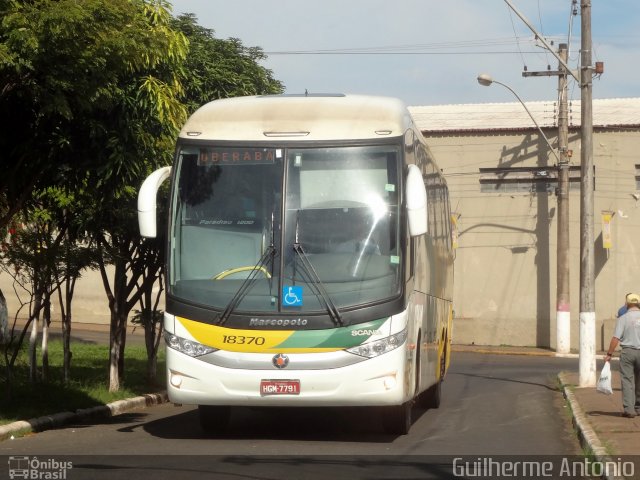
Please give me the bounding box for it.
[504,0,596,376]
[520,43,572,354]
[556,44,571,355]
[579,0,596,387]
[504,0,579,82]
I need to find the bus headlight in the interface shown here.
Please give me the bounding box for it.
[346,328,408,358]
[165,332,218,357]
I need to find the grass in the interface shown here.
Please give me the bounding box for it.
[0,340,165,425]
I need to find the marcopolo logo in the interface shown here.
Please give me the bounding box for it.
[249,318,308,327]
[8,456,72,479]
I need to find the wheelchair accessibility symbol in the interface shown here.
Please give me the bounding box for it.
[282,285,303,307]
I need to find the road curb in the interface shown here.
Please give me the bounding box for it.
[452,346,616,361]
[0,391,168,442]
[451,345,557,356]
[557,373,625,480]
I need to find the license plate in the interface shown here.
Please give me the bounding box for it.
[260,379,301,396]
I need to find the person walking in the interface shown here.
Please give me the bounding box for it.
[604,293,640,418]
[616,292,631,318]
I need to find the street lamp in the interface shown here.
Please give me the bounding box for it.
[476,74,560,164]
[477,72,572,359]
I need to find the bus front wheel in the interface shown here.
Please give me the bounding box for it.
[381,401,412,435]
[198,405,230,434]
[418,342,446,409]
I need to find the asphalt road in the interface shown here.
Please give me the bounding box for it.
[0,352,583,479]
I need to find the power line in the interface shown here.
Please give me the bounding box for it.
[266,51,542,55]
[264,36,557,56]
[507,4,527,69]
[536,0,552,68]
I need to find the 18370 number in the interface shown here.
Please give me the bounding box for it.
[222,335,266,345]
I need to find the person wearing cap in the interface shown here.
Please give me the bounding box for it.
[604,293,640,418]
[616,292,631,318]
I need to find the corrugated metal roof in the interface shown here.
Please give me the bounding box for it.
[409,98,640,132]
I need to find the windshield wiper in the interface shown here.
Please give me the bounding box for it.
[292,217,343,326]
[216,244,276,326]
[217,212,277,326]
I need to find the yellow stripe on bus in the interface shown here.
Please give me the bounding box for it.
[177,317,342,354]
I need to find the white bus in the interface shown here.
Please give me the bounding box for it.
[138,94,454,435]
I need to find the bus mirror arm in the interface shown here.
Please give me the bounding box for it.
[406,165,428,236]
[138,166,172,238]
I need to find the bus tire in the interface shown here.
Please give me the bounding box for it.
[416,380,439,409]
[424,381,442,409]
[381,401,412,435]
[198,405,230,434]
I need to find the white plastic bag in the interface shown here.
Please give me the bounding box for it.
[596,362,613,395]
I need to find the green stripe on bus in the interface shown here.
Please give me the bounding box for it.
[274,318,389,349]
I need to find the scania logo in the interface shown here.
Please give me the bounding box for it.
[351,329,382,336]
[272,353,289,369]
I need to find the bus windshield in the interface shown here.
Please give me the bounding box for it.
[170,144,401,316]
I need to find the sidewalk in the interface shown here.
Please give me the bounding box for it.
[558,368,640,468]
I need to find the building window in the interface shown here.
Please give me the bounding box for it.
[479,166,582,193]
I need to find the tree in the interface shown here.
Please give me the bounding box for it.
[45,190,96,384]
[0,205,66,395]
[0,1,285,394]
[131,234,165,385]
[121,12,284,385]
[74,0,188,392]
[0,1,189,357]
[171,13,284,114]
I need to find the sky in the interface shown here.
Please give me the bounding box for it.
[169,0,640,107]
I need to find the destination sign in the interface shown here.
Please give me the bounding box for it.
[197,147,277,166]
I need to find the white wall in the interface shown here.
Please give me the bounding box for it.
[427,127,640,349]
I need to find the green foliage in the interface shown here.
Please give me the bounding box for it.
[171,13,284,113]
[0,0,285,392]
[0,188,95,291]
[0,0,188,230]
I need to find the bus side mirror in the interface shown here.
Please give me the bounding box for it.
[406,164,427,236]
[138,166,172,238]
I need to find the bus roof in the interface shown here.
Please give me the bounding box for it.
[179,94,414,142]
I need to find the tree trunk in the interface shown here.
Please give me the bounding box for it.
[0,289,8,345]
[147,348,157,385]
[62,316,71,384]
[109,312,120,392]
[3,362,14,403]
[144,307,160,385]
[100,236,152,392]
[28,293,41,383]
[61,279,73,384]
[41,299,50,383]
[109,309,128,392]
[145,314,156,383]
[118,325,126,378]
[139,278,159,385]
[108,255,129,392]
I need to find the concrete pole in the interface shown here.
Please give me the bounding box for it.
[502,0,579,82]
[556,44,571,355]
[579,0,596,387]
